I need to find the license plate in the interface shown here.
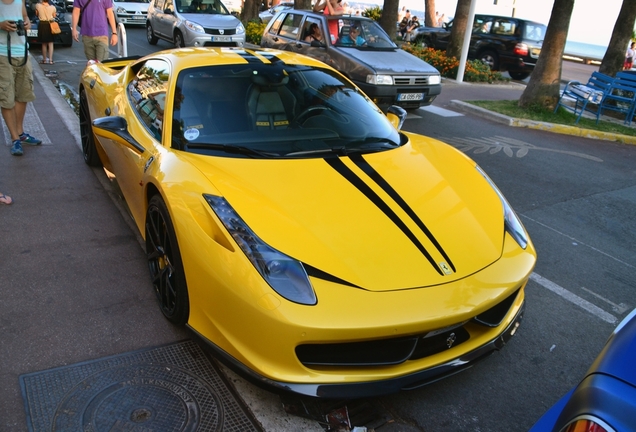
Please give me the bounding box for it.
[27,29,38,37]
[133,15,145,19]
[531,48,541,57]
[397,93,423,101]
[212,36,231,42]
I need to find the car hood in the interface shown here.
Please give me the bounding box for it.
[113,2,149,12]
[590,309,636,386]
[337,47,440,75]
[189,137,504,291]
[180,13,240,28]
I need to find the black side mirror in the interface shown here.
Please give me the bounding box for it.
[93,116,146,153]
[386,105,407,130]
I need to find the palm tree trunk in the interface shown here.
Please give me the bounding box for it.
[599,0,636,76]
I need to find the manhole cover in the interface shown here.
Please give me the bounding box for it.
[20,340,262,432]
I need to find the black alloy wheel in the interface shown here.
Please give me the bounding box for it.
[479,50,500,71]
[146,195,190,325]
[146,23,158,45]
[79,89,102,167]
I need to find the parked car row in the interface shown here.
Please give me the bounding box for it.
[25,0,73,47]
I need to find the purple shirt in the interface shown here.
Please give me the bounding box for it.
[75,0,113,37]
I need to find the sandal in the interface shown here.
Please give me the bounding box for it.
[40,59,50,64]
[49,60,54,64]
[0,193,13,205]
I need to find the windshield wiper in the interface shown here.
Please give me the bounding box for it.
[186,143,279,158]
[286,140,398,157]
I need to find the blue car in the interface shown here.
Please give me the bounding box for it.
[529,309,636,432]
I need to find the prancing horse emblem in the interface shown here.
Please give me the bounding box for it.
[439,261,453,275]
[446,332,456,349]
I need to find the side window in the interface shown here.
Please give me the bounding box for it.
[128,59,170,141]
[269,13,284,35]
[492,19,516,35]
[473,17,493,34]
[301,17,322,43]
[279,13,303,39]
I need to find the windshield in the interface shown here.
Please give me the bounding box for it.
[172,63,402,158]
[333,18,397,49]
[176,0,229,14]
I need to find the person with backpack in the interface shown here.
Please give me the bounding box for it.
[71,0,118,61]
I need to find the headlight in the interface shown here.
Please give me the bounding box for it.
[116,6,126,13]
[476,166,529,249]
[185,20,205,33]
[204,195,317,305]
[367,74,393,85]
[236,22,245,34]
[428,74,441,85]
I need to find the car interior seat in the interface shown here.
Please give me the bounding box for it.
[247,73,296,130]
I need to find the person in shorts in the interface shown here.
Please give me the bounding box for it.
[71,0,118,61]
[624,42,635,71]
[0,0,43,156]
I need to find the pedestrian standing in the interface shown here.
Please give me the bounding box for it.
[624,42,635,71]
[35,0,56,64]
[71,0,118,62]
[0,0,43,156]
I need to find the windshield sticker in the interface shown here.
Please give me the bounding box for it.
[184,128,200,141]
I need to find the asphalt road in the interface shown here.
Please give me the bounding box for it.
[25,26,636,432]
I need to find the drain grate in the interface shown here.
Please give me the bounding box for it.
[20,340,262,432]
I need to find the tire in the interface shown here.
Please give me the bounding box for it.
[509,71,530,80]
[146,195,190,325]
[79,89,102,167]
[174,30,185,48]
[146,23,158,45]
[479,50,499,71]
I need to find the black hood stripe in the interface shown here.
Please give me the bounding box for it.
[241,49,284,64]
[349,154,456,272]
[325,157,443,276]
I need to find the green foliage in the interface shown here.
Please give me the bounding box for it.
[245,20,266,45]
[362,6,382,22]
[402,44,508,83]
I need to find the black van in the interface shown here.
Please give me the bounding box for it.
[412,15,546,80]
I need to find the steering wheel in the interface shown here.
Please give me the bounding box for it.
[292,105,331,127]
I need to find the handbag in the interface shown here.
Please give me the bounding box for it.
[50,21,61,34]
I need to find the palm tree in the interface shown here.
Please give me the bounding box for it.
[599,0,636,76]
[445,0,471,59]
[424,0,436,28]
[379,0,399,41]
[518,0,575,109]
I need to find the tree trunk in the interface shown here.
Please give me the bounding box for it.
[446,0,471,59]
[599,0,636,76]
[424,0,436,28]
[379,0,399,41]
[295,0,311,11]
[519,0,575,109]
[241,0,259,22]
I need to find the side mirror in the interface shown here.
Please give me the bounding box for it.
[386,105,407,130]
[93,116,146,153]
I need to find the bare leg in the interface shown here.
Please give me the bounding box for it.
[14,101,27,136]
[1,107,20,141]
[48,42,54,62]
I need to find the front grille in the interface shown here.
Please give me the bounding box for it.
[393,76,431,86]
[204,28,237,35]
[296,289,520,368]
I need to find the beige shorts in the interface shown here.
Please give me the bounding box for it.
[0,55,36,109]
[82,35,110,62]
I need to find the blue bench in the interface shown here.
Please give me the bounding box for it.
[555,71,636,126]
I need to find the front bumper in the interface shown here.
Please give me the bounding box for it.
[191,301,525,399]
[354,81,442,109]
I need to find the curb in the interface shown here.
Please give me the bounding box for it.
[449,100,636,145]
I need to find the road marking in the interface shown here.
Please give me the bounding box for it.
[580,286,630,314]
[2,102,51,146]
[442,135,603,161]
[419,105,464,117]
[530,273,617,324]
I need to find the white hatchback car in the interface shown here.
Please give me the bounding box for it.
[146,0,245,48]
[114,0,150,25]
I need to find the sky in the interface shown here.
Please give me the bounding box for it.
[397,0,625,46]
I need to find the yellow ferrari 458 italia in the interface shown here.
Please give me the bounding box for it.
[79,47,536,398]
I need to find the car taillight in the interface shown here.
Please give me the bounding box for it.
[563,417,614,432]
[513,43,528,56]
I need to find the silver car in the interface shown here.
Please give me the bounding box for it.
[146,0,245,48]
[115,0,150,26]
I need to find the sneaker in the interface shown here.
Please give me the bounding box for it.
[20,133,42,145]
[10,140,23,156]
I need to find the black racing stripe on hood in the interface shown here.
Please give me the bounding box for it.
[349,154,456,272]
[325,157,444,276]
[303,263,362,288]
[241,49,284,64]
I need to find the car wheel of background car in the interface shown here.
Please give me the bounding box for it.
[146,23,158,45]
[79,89,102,167]
[479,50,500,70]
[145,195,190,325]
[508,71,530,80]
[174,30,185,48]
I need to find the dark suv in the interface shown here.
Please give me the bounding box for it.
[412,14,545,80]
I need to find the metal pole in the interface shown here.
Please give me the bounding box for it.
[117,22,127,57]
[456,0,477,83]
